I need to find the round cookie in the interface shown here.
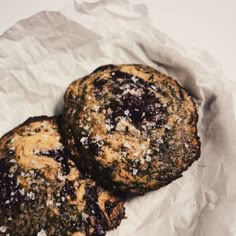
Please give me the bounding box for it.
[63,64,201,195]
[0,116,125,236]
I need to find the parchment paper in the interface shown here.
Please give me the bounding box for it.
[0,0,236,235]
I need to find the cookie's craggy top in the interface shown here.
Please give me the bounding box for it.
[0,116,125,236]
[63,64,201,195]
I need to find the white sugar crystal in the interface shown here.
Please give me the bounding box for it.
[0,226,7,233]
[132,168,138,175]
[37,229,47,236]
[5,200,10,204]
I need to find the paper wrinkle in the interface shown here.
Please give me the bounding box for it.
[0,0,236,235]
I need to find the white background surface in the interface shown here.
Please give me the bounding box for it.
[0,0,236,81]
[0,1,236,236]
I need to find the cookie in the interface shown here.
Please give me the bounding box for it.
[63,64,201,195]
[0,116,125,236]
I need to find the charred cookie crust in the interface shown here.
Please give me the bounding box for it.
[0,116,125,236]
[63,64,201,195]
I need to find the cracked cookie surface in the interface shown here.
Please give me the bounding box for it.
[63,64,201,195]
[0,116,125,235]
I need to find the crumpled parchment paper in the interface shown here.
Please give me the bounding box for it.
[0,0,236,235]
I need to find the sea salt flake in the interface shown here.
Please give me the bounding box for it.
[41,121,48,128]
[83,125,89,131]
[140,158,145,164]
[19,188,25,196]
[146,149,152,154]
[124,109,129,116]
[46,199,53,206]
[27,192,35,200]
[80,137,88,145]
[184,143,189,148]
[37,229,47,236]
[140,144,146,150]
[57,172,66,181]
[82,212,89,221]
[145,155,152,162]
[105,124,110,131]
[132,168,138,175]
[131,76,138,83]
[134,152,139,157]
[33,149,40,154]
[165,124,171,130]
[0,226,7,233]
[151,85,158,91]
[124,142,131,149]
[157,138,163,144]
[93,105,100,112]
[94,135,102,142]
[9,146,15,151]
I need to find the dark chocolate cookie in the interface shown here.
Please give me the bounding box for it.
[0,116,125,236]
[63,64,201,195]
